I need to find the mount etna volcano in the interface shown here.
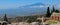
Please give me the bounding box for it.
[0,3,47,17]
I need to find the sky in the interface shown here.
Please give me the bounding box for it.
[0,0,60,9]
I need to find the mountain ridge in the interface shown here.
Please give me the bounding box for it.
[0,2,47,17]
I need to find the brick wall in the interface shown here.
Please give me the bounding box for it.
[50,16,60,21]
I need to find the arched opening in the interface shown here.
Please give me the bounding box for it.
[0,23,1,25]
[2,22,7,25]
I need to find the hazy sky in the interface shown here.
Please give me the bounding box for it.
[0,0,60,9]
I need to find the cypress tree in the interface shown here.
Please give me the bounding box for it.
[3,14,8,22]
[3,14,11,24]
[52,6,55,12]
[51,6,55,15]
[46,7,51,17]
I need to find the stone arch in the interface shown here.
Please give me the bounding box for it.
[2,22,7,25]
[0,23,1,25]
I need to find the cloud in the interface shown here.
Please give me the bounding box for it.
[56,5,60,8]
[30,5,48,8]
[57,5,60,8]
[40,5,46,8]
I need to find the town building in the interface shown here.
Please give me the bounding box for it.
[37,17,49,22]
[30,22,40,25]
[50,12,60,21]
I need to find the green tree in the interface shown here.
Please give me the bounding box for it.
[26,16,37,23]
[51,6,59,14]
[3,14,11,24]
[3,14,8,22]
[55,10,59,13]
[51,6,55,14]
[52,6,55,12]
[46,7,51,17]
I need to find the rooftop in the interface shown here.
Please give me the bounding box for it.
[51,12,60,16]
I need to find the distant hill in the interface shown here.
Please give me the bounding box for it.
[0,3,47,17]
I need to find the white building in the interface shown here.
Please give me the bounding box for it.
[11,23,18,25]
[9,22,30,25]
[30,22,40,25]
[18,22,30,25]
